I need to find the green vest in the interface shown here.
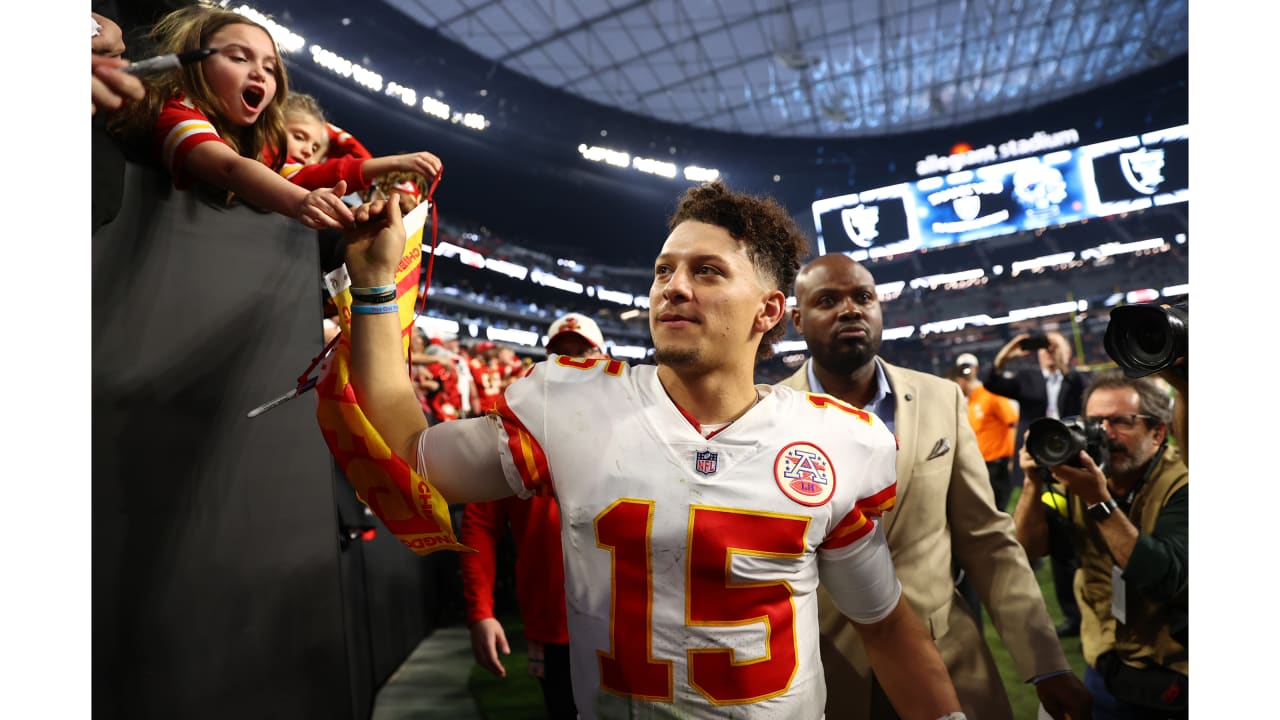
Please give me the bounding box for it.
[1069,447,1188,674]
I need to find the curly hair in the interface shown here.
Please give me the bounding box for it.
[361,170,429,205]
[667,181,811,360]
[108,3,290,176]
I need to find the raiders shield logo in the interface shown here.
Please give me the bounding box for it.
[694,449,719,476]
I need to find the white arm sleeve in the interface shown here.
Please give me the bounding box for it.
[818,523,902,625]
[414,417,518,504]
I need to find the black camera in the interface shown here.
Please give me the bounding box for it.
[1026,416,1110,475]
[1020,333,1051,350]
[1103,301,1188,379]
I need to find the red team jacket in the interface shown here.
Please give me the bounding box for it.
[460,495,571,645]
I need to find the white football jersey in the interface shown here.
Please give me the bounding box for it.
[493,357,900,719]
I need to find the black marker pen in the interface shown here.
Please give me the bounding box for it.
[123,47,220,77]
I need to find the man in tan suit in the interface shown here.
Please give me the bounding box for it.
[780,253,1091,720]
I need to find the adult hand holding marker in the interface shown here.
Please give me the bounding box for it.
[123,47,220,76]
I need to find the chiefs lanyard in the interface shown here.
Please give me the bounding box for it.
[247,172,443,418]
[247,171,466,554]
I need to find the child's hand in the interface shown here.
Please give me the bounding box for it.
[393,151,443,179]
[297,180,355,229]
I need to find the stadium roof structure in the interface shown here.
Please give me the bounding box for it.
[379,0,1188,139]
[174,0,1187,266]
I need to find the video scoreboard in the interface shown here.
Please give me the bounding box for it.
[812,125,1188,259]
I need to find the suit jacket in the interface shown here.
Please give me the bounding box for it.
[780,359,1068,720]
[984,365,1087,425]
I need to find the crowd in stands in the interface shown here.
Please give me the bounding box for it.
[91,4,1189,718]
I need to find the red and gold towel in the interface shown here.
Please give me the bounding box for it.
[315,203,466,555]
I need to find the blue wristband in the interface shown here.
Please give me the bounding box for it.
[350,302,399,315]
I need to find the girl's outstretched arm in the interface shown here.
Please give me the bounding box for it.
[185,140,354,229]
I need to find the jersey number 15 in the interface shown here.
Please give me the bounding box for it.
[595,499,808,705]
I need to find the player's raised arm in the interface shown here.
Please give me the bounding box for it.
[343,197,430,464]
[342,198,513,505]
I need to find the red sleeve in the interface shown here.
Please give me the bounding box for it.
[279,155,370,191]
[326,122,373,160]
[492,393,552,495]
[459,500,509,625]
[821,482,897,550]
[153,95,225,189]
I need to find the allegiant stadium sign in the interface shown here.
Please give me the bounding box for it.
[916,129,1081,177]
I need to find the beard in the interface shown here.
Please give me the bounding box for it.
[653,344,701,368]
[1108,442,1154,478]
[811,336,879,376]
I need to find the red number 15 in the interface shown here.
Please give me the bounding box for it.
[595,500,809,705]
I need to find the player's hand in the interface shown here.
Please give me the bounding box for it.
[468,617,510,678]
[394,151,443,179]
[343,194,406,285]
[1035,672,1092,720]
[297,180,354,229]
[92,55,144,116]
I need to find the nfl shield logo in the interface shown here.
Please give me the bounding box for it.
[694,450,719,476]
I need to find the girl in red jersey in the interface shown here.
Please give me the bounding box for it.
[107,4,352,230]
[279,92,442,192]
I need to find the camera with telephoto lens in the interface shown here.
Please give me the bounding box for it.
[1103,301,1188,379]
[1026,416,1110,474]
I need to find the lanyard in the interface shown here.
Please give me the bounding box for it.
[247,171,443,418]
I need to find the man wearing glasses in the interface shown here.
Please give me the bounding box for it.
[1013,368,1188,719]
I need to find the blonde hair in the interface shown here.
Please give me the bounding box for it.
[283,92,326,124]
[109,3,290,172]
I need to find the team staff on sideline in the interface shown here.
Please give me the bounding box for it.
[780,253,1090,720]
[340,184,966,719]
[949,353,1019,512]
[459,312,611,720]
[1013,369,1188,719]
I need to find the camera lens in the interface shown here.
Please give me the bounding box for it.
[1026,418,1081,467]
[1103,303,1188,378]
[1041,432,1070,458]
[1129,325,1173,364]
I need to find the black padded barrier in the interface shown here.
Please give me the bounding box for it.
[92,158,439,719]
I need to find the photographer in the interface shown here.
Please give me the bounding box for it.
[988,328,1088,637]
[1012,369,1188,719]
